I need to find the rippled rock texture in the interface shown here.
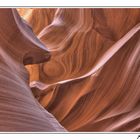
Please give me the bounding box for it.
[0,8,140,131]
[0,9,65,131]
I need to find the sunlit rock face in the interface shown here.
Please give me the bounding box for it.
[0,8,140,132]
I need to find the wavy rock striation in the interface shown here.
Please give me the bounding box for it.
[0,8,140,132]
[0,9,66,131]
[19,8,140,132]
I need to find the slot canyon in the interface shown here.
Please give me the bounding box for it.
[0,8,140,131]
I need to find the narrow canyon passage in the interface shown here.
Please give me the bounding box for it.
[0,8,140,131]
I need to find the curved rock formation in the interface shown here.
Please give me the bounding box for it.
[18,8,140,132]
[0,8,140,132]
[0,9,65,131]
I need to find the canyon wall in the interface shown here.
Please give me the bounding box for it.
[0,8,139,131]
[0,9,66,131]
[19,8,140,131]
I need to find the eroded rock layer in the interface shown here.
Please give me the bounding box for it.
[19,8,140,132]
[0,8,66,131]
[0,8,140,132]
